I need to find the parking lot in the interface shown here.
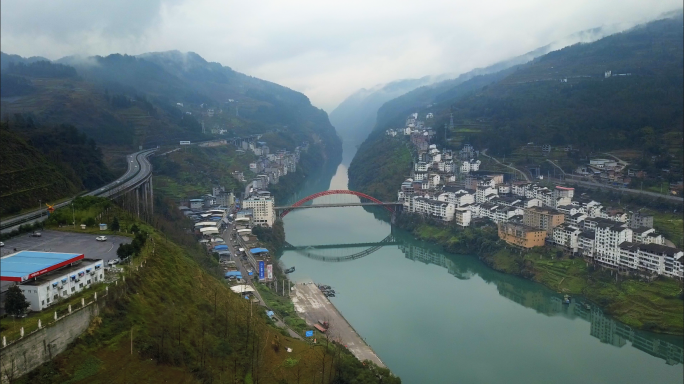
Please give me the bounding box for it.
[1,230,131,294]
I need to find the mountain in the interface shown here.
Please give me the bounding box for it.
[329,77,435,143]
[1,51,341,162]
[374,23,639,132]
[331,23,632,146]
[0,52,50,69]
[349,13,684,200]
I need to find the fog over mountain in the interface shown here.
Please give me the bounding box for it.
[329,20,654,143]
[1,1,681,111]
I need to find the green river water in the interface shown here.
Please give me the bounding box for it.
[279,143,683,384]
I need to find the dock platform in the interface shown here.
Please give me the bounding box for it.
[292,280,385,367]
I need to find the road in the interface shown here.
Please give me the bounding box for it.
[550,176,683,202]
[0,149,156,233]
[292,280,385,367]
[546,159,566,176]
[220,223,302,340]
[481,149,530,182]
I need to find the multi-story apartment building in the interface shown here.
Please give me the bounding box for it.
[523,207,565,234]
[593,222,633,268]
[629,211,654,229]
[553,224,582,253]
[411,196,455,222]
[453,208,471,227]
[578,230,595,257]
[242,193,275,227]
[618,243,683,279]
[498,222,547,248]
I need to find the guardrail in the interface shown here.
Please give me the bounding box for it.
[0,149,156,231]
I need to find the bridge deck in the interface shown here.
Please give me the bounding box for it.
[275,202,401,210]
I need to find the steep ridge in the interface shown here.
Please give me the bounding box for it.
[349,13,684,197]
[1,51,341,162]
[329,77,435,143]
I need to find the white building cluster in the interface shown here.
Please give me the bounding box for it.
[390,112,682,280]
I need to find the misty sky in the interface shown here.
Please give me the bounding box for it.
[1,0,681,111]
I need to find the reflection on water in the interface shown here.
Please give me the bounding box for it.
[396,236,684,366]
[279,141,683,382]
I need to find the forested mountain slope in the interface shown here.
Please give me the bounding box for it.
[1,51,341,161]
[350,14,684,198]
[0,122,113,216]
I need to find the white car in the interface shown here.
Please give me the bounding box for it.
[96,236,107,241]
[108,259,119,266]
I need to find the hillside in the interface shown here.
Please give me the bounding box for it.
[373,23,648,133]
[350,14,684,198]
[329,77,435,144]
[13,203,398,384]
[1,51,341,163]
[0,126,80,216]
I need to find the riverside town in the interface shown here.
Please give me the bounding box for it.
[0,3,683,384]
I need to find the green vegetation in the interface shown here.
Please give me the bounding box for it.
[348,132,412,201]
[4,285,30,318]
[0,124,91,217]
[2,51,342,158]
[652,211,684,248]
[397,213,684,335]
[252,220,286,254]
[255,283,308,335]
[13,203,397,383]
[151,145,253,198]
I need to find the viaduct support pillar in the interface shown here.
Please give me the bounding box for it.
[136,187,140,218]
[150,176,154,216]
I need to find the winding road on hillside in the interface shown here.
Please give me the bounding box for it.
[481,149,530,182]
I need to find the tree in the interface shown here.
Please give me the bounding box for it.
[111,217,120,231]
[84,217,96,227]
[130,224,140,234]
[5,285,30,317]
[117,243,134,260]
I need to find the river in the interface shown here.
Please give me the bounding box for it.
[279,142,683,384]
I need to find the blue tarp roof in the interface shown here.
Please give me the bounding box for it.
[266,310,274,318]
[225,271,242,277]
[0,251,83,281]
[214,245,229,250]
[250,248,269,254]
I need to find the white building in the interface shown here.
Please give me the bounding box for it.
[454,208,471,227]
[553,224,582,253]
[593,222,633,268]
[14,257,105,312]
[618,243,683,279]
[242,193,275,227]
[411,196,455,222]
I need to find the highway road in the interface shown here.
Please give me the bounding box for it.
[0,149,156,233]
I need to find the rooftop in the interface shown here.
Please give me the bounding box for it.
[21,259,103,286]
[1,251,84,282]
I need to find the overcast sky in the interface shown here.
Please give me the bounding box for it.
[1,0,681,111]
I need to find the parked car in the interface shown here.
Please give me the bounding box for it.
[107,259,119,266]
[31,232,42,237]
[0,241,4,247]
[96,236,107,241]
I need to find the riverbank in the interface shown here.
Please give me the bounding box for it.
[396,213,684,335]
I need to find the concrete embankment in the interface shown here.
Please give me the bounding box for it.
[291,280,385,367]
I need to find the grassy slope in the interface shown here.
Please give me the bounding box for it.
[17,214,344,384]
[152,145,255,199]
[410,223,683,334]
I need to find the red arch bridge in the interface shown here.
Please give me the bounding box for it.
[275,189,402,218]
